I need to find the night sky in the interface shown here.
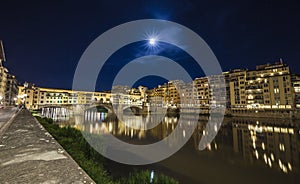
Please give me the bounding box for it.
[0,0,299,90]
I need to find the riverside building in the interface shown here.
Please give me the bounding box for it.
[227,61,294,110]
[16,61,299,112]
[0,40,19,106]
[17,84,144,110]
[5,74,18,105]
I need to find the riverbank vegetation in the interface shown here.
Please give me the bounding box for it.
[35,116,178,184]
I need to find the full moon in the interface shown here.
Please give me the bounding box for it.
[148,38,157,46]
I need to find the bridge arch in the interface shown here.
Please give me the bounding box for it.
[122,105,143,115]
[85,103,113,113]
[122,105,143,111]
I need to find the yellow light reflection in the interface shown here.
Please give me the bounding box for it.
[255,150,259,159]
[271,153,274,161]
[288,163,292,171]
[268,157,272,168]
[214,143,218,150]
[262,142,265,150]
[207,143,211,151]
[263,154,267,164]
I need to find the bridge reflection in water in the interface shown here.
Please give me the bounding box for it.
[41,107,300,183]
[41,107,70,121]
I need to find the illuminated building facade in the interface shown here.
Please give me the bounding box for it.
[145,62,294,111]
[0,40,19,106]
[228,69,247,109]
[293,76,300,110]
[0,40,7,104]
[249,62,293,109]
[17,85,98,109]
[147,81,183,106]
[147,84,167,104]
[5,74,18,105]
[228,61,294,110]
[17,84,144,110]
[193,77,210,108]
[167,80,181,105]
[15,61,299,112]
[0,66,7,104]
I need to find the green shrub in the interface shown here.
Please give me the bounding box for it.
[117,170,179,184]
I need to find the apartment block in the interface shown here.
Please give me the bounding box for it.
[193,77,210,108]
[0,66,7,104]
[147,84,167,107]
[292,75,300,108]
[166,80,181,105]
[227,61,293,110]
[147,80,195,107]
[247,62,293,109]
[5,74,18,105]
[228,69,247,109]
[0,40,19,106]
[0,40,6,104]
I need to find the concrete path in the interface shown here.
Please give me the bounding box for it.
[0,107,18,133]
[0,109,94,184]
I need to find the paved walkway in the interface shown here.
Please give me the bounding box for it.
[0,109,94,184]
[0,107,18,133]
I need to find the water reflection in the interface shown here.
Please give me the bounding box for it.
[41,107,70,121]
[41,107,300,177]
[232,119,300,174]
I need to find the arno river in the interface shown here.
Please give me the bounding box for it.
[42,107,300,184]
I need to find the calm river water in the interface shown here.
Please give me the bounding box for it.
[42,107,300,184]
